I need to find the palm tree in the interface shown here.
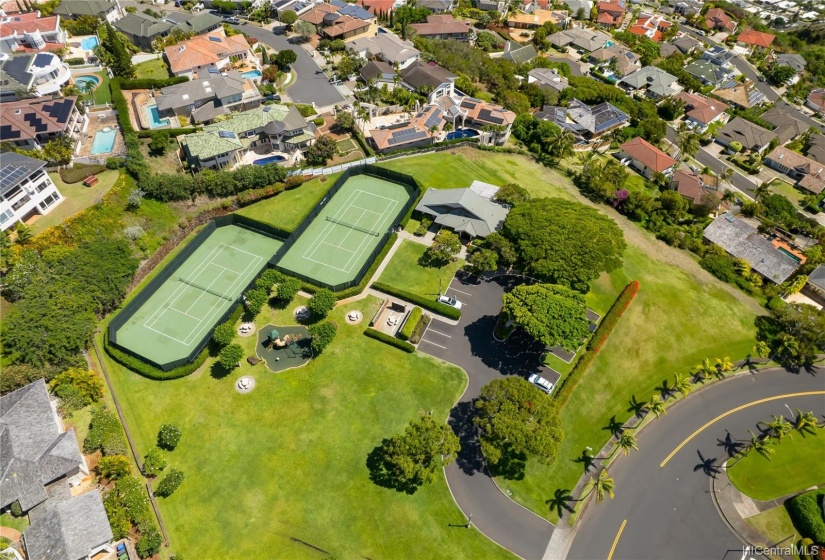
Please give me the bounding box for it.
[715,356,734,378]
[694,358,716,382]
[752,341,770,362]
[764,415,792,442]
[13,222,32,245]
[614,432,638,457]
[647,396,667,419]
[591,469,615,503]
[677,130,699,160]
[776,333,799,361]
[792,409,819,435]
[754,181,772,201]
[673,373,692,399]
[720,167,735,188]
[746,430,775,460]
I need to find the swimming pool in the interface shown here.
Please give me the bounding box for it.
[445,128,480,140]
[74,75,100,91]
[80,36,99,50]
[253,155,286,165]
[242,70,262,80]
[145,105,170,129]
[91,127,117,155]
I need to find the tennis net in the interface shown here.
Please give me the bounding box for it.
[325,216,380,237]
[178,277,235,301]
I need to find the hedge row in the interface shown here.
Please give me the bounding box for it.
[364,328,415,353]
[352,130,374,157]
[397,306,422,341]
[137,128,197,138]
[235,175,306,209]
[787,491,825,544]
[119,76,189,90]
[554,280,639,407]
[104,330,209,380]
[399,188,425,228]
[587,280,639,353]
[371,282,461,320]
[60,163,106,183]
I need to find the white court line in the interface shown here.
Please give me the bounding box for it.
[320,240,356,254]
[349,204,384,216]
[449,287,473,297]
[182,262,239,314]
[167,307,205,321]
[427,329,452,338]
[301,188,363,260]
[339,196,397,272]
[144,323,190,345]
[304,189,377,263]
[357,189,399,204]
[420,339,447,349]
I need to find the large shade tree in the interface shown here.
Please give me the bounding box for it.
[502,198,626,291]
[502,284,590,351]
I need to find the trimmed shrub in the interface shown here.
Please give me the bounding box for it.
[120,76,188,89]
[308,321,337,354]
[158,423,182,450]
[65,57,85,65]
[236,182,286,207]
[371,282,461,320]
[105,329,209,380]
[364,328,416,352]
[137,128,197,139]
[409,314,430,344]
[142,447,167,477]
[398,306,422,341]
[766,296,787,311]
[98,455,131,480]
[155,469,184,497]
[587,280,639,353]
[274,277,302,302]
[212,322,236,347]
[136,528,163,558]
[60,163,107,184]
[84,406,127,456]
[787,491,825,544]
[218,343,244,370]
[308,288,336,317]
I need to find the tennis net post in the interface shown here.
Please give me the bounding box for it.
[178,277,235,301]
[324,216,380,237]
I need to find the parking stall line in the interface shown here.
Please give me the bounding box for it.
[427,329,452,338]
[420,339,447,349]
[448,287,473,297]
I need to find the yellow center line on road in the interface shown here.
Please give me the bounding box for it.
[607,519,627,560]
[660,391,825,468]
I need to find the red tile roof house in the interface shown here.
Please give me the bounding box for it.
[705,8,736,33]
[0,12,68,53]
[628,13,672,42]
[618,137,677,179]
[806,89,825,114]
[409,15,473,41]
[765,146,825,195]
[735,28,775,52]
[673,91,729,132]
[670,169,723,211]
[596,1,624,27]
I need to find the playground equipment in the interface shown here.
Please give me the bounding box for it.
[267,329,305,349]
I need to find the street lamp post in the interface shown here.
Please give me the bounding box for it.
[465,514,473,529]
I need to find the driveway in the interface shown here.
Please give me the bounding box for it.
[418,271,558,560]
[235,24,347,108]
[568,366,825,560]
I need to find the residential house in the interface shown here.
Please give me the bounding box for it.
[410,15,472,40]
[618,137,677,178]
[806,265,825,300]
[352,0,395,17]
[805,89,825,114]
[455,97,516,144]
[589,43,641,78]
[528,67,569,93]
[549,27,612,52]
[684,46,736,86]
[180,104,315,170]
[0,96,86,150]
[716,117,776,153]
[0,13,68,54]
[400,60,456,103]
[369,105,445,153]
[0,52,71,99]
[673,91,728,131]
[473,0,507,16]
[564,0,593,17]
[0,151,63,231]
[672,0,702,16]
[713,79,767,109]
[703,213,799,283]
[761,105,807,143]
[414,186,509,238]
[596,0,625,27]
[705,7,736,32]
[113,12,173,50]
[618,66,681,99]
[500,41,537,64]
[807,134,825,164]
[764,146,825,194]
[536,98,629,141]
[773,53,806,85]
[164,31,257,80]
[519,0,549,14]
[346,32,420,69]
[299,2,339,26]
[52,0,123,23]
[320,14,375,40]
[670,169,722,210]
[507,9,569,29]
[359,60,397,83]
[170,12,224,35]
[659,34,700,58]
[418,0,455,12]
[155,70,261,124]
[628,12,672,42]
[736,28,775,51]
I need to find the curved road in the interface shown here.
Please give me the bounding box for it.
[568,366,825,560]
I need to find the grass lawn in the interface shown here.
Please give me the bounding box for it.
[382,148,760,522]
[33,170,120,234]
[770,180,805,205]
[336,138,358,153]
[100,267,511,558]
[134,58,171,80]
[86,71,111,105]
[0,512,29,533]
[235,173,340,232]
[140,139,185,176]
[728,431,825,501]
[745,507,801,560]
[377,240,464,300]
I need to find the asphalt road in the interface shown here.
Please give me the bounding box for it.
[568,366,825,560]
[236,23,347,108]
[418,271,557,560]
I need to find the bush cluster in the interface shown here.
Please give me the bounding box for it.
[120,77,188,90]
[371,282,461,320]
[137,128,197,139]
[103,475,154,538]
[787,491,825,544]
[364,328,416,353]
[156,468,185,497]
[59,163,106,184]
[84,406,127,456]
[140,164,288,201]
[397,306,423,341]
[105,329,209,380]
[587,280,639,353]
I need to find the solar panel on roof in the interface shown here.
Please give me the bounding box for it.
[0,165,30,192]
[388,129,428,145]
[218,130,235,139]
[33,53,52,67]
[208,35,222,42]
[424,112,442,129]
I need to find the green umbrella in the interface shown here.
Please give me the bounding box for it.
[268,329,280,340]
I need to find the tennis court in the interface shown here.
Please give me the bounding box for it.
[277,174,413,288]
[114,225,282,366]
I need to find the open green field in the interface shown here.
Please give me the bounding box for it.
[134,58,171,80]
[383,148,761,522]
[101,255,511,558]
[35,170,120,234]
[745,507,801,560]
[728,431,825,501]
[236,173,341,232]
[377,240,464,300]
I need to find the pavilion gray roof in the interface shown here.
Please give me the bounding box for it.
[619,66,679,97]
[501,41,537,64]
[173,12,223,34]
[808,265,825,291]
[0,380,84,512]
[415,187,509,237]
[528,67,568,92]
[156,71,247,113]
[703,213,799,283]
[24,491,113,560]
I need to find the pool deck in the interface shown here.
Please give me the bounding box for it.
[238,146,299,168]
[75,113,126,160]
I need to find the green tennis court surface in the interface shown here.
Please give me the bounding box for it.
[277,175,413,287]
[114,225,282,365]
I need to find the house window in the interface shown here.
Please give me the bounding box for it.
[39,192,59,210]
[11,194,30,211]
[0,209,14,225]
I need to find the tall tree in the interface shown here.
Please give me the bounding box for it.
[591,469,615,503]
[102,22,134,78]
[501,283,590,351]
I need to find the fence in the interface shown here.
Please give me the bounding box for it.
[108,214,286,371]
[274,164,420,292]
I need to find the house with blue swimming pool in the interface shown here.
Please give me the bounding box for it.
[180,104,316,171]
[164,30,258,81]
[155,70,262,124]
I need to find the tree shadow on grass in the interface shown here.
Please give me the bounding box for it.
[365,443,420,495]
[209,361,233,380]
[546,488,576,518]
[487,449,527,481]
[573,449,597,474]
[717,430,746,458]
[602,416,624,437]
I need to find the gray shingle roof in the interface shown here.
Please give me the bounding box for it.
[24,491,113,560]
[401,60,456,90]
[501,41,537,64]
[52,0,117,17]
[619,66,679,97]
[808,265,825,291]
[717,117,776,151]
[775,53,806,73]
[114,12,173,38]
[173,12,223,34]
[415,187,509,237]
[761,106,807,144]
[703,213,799,283]
[156,71,247,113]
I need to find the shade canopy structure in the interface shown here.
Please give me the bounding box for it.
[268,329,280,340]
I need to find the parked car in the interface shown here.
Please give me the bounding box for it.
[273,25,286,35]
[224,16,240,24]
[264,94,282,101]
[436,294,462,309]
[528,373,554,394]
